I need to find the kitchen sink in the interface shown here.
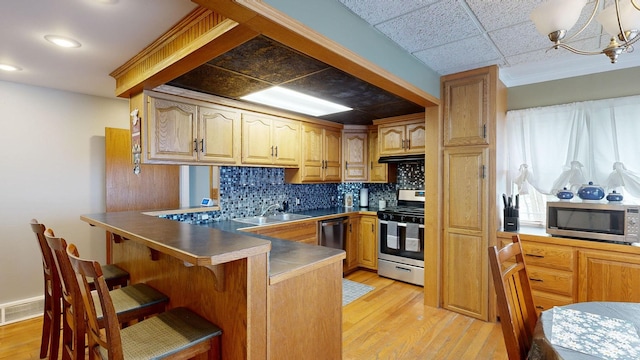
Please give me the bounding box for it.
[232,213,311,225]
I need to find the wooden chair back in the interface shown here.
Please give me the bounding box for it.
[488,234,538,360]
[44,230,87,360]
[29,219,61,360]
[66,243,124,359]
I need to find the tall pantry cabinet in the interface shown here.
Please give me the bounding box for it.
[440,65,506,321]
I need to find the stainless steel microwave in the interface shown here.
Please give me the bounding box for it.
[546,201,640,243]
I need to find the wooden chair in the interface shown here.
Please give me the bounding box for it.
[45,230,170,360]
[66,243,222,360]
[30,220,132,360]
[488,234,538,360]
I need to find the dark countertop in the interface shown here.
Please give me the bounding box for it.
[82,207,380,284]
[199,207,379,283]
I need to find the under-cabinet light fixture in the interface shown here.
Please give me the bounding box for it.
[241,86,352,117]
[44,35,82,48]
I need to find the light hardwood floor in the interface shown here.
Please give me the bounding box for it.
[0,270,507,359]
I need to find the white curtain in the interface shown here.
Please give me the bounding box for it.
[506,95,640,200]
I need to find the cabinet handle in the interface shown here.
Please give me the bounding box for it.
[536,305,544,310]
[525,253,545,259]
[481,165,486,179]
[271,146,274,157]
[401,139,406,149]
[193,139,198,152]
[529,277,544,282]
[200,139,204,153]
[345,161,348,170]
[275,146,278,157]
[483,124,487,139]
[371,223,374,232]
[349,223,352,232]
[405,139,410,149]
[370,161,373,170]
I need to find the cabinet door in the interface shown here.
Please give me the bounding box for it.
[578,250,640,302]
[300,124,324,182]
[358,216,378,270]
[345,216,359,273]
[378,124,405,156]
[147,97,197,161]
[368,130,388,182]
[343,132,368,182]
[199,105,240,164]
[442,147,489,320]
[272,119,300,166]
[442,72,489,147]
[323,129,342,182]
[405,122,426,154]
[241,114,273,165]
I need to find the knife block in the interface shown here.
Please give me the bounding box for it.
[504,213,519,232]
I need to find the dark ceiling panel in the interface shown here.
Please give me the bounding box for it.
[165,35,423,125]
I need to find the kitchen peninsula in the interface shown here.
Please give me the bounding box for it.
[81,211,345,360]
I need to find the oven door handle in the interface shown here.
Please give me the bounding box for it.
[378,220,424,228]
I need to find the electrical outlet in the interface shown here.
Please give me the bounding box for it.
[296,198,301,205]
[331,196,335,202]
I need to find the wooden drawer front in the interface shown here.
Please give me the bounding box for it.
[532,290,573,314]
[527,266,573,297]
[499,240,576,272]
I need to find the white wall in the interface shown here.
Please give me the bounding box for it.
[0,81,128,304]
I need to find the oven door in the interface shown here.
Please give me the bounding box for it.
[378,220,424,266]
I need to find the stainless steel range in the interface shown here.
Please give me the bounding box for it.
[377,189,425,286]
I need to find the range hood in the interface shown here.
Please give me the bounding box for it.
[378,154,424,163]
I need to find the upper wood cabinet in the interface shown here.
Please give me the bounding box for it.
[144,92,241,165]
[442,69,498,147]
[286,123,341,183]
[376,113,426,156]
[343,130,368,182]
[241,112,299,167]
[368,128,396,183]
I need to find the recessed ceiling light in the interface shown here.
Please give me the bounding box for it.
[44,35,82,48]
[0,64,22,72]
[241,86,352,116]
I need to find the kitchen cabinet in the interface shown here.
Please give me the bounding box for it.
[285,123,341,183]
[244,219,317,245]
[376,113,426,156]
[342,129,368,182]
[442,70,492,147]
[241,112,299,167]
[368,128,396,183]
[578,249,640,302]
[358,215,377,270]
[345,216,360,273]
[441,65,506,322]
[144,92,242,165]
[498,234,576,315]
[442,146,490,320]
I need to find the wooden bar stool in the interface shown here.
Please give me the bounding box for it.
[45,230,170,360]
[66,243,222,360]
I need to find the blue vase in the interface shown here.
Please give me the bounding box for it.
[577,182,605,201]
[606,190,623,202]
[556,187,574,201]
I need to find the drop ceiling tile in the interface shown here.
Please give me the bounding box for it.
[375,0,482,52]
[466,0,544,31]
[168,65,270,99]
[413,35,501,73]
[489,22,554,57]
[337,0,437,25]
[207,36,329,84]
[506,35,609,66]
[438,58,507,77]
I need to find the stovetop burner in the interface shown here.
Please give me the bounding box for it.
[377,190,425,224]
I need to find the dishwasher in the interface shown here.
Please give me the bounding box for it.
[318,217,348,250]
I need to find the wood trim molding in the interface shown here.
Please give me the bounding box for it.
[109,7,258,97]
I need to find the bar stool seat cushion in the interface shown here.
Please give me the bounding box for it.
[93,283,169,320]
[98,307,222,359]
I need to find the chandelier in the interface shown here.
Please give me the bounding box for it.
[530,0,640,63]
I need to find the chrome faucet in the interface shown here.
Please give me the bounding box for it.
[260,203,280,217]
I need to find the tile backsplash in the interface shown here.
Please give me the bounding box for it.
[163,162,424,223]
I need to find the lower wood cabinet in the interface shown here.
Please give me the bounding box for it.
[578,249,640,302]
[345,216,359,273]
[243,220,317,245]
[358,215,377,270]
[498,232,640,314]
